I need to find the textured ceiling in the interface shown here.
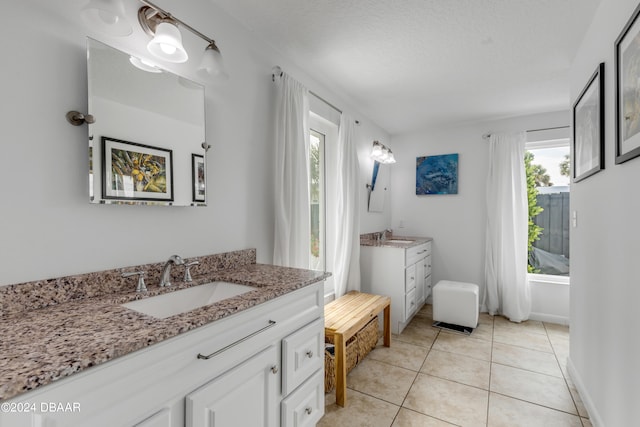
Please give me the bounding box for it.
[210,0,602,134]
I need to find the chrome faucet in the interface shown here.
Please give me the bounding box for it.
[122,270,147,293]
[159,255,185,287]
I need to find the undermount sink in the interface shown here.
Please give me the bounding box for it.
[122,282,255,319]
[385,239,414,244]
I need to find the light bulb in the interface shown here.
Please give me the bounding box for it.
[160,43,177,55]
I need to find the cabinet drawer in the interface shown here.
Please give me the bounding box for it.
[405,265,416,292]
[281,369,324,427]
[282,318,324,395]
[406,242,431,265]
[405,288,417,319]
[425,275,433,300]
[424,254,432,277]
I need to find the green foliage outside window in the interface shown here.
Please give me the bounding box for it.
[525,151,543,273]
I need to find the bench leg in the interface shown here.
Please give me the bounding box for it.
[383,304,391,347]
[335,333,347,407]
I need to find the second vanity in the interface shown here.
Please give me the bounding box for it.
[360,235,433,334]
[0,249,328,427]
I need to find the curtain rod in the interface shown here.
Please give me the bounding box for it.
[482,125,569,140]
[310,91,342,115]
[271,65,361,124]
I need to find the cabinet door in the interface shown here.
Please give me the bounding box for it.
[424,254,432,300]
[134,408,171,427]
[186,346,278,427]
[416,258,425,306]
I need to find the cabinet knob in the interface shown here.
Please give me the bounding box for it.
[270,365,279,374]
[305,407,313,415]
[306,350,314,358]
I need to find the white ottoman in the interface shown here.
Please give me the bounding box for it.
[433,280,479,329]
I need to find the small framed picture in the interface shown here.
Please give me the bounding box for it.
[615,2,640,164]
[192,154,206,202]
[572,63,605,182]
[102,136,173,201]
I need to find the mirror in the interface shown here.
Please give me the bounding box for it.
[368,162,389,213]
[87,39,207,206]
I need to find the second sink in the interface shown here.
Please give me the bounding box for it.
[122,282,255,319]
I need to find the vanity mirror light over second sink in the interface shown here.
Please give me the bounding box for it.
[360,234,433,334]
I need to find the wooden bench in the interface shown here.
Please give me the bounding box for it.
[324,291,391,407]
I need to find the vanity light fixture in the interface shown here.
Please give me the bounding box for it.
[138,0,227,76]
[198,42,228,79]
[81,0,133,37]
[370,141,396,164]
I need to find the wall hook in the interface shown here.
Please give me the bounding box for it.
[201,142,211,152]
[66,111,95,126]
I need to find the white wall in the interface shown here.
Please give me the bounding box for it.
[389,111,568,308]
[569,0,640,425]
[0,0,389,286]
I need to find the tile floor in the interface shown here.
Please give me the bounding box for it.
[318,304,590,427]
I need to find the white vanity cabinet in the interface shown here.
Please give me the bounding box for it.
[2,282,324,427]
[186,346,279,427]
[361,241,432,334]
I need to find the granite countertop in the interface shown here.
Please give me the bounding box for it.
[0,261,329,401]
[360,235,433,249]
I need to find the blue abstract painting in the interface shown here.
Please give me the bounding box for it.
[416,153,459,195]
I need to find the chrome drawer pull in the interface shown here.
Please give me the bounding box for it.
[305,407,313,415]
[197,320,277,360]
[271,365,279,374]
[306,350,313,358]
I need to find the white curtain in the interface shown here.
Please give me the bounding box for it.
[273,73,310,269]
[484,131,531,322]
[330,113,361,297]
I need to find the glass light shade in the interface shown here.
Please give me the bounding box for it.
[129,56,162,73]
[370,140,396,164]
[197,44,228,80]
[147,21,188,63]
[81,0,132,36]
[387,153,397,164]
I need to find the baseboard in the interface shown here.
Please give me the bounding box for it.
[529,311,569,325]
[323,292,335,305]
[567,357,604,427]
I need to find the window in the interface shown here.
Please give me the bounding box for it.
[309,129,325,271]
[308,111,338,299]
[525,138,570,279]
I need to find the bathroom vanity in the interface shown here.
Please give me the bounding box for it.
[360,236,433,334]
[0,250,327,427]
